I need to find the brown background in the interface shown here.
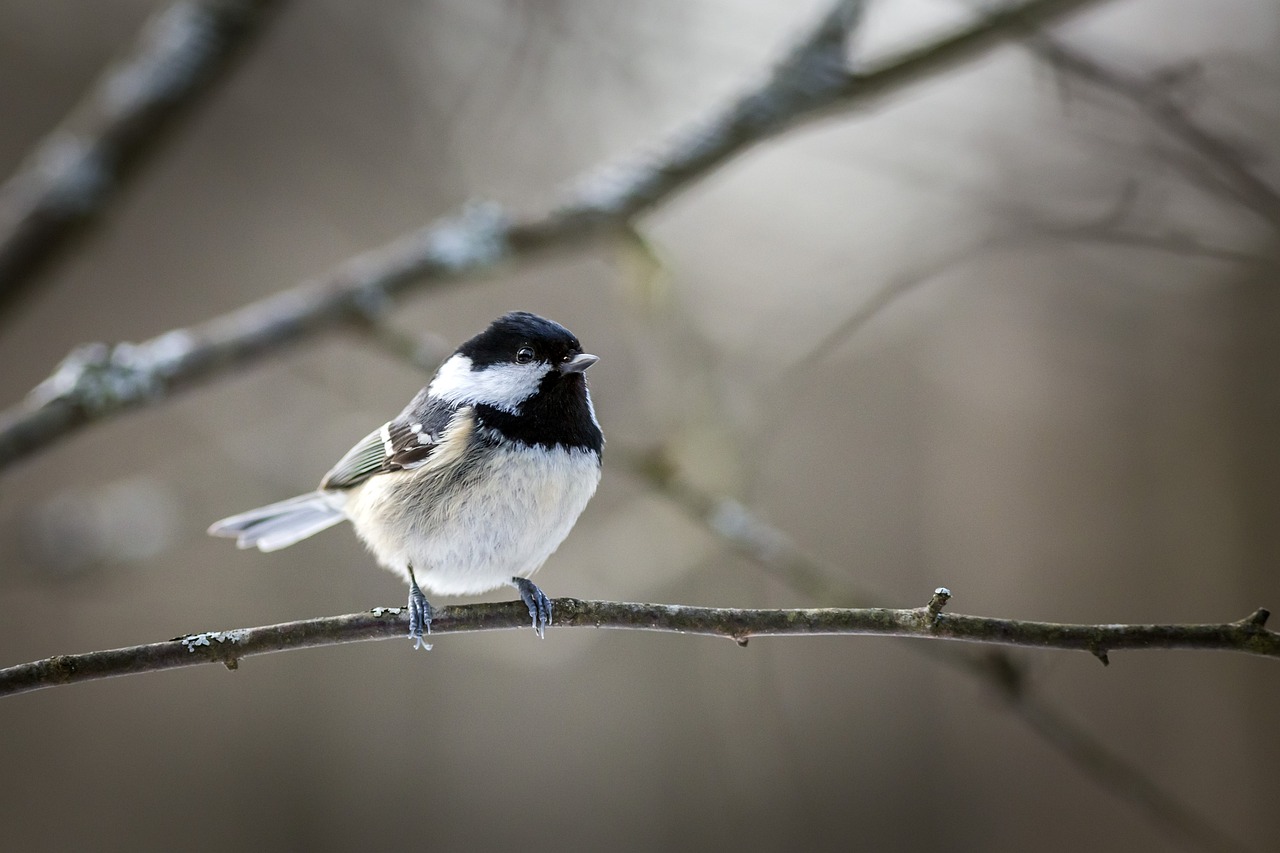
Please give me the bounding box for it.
[1,1,1277,851]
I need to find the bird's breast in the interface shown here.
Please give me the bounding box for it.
[344,442,601,595]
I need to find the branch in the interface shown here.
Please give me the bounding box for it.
[2,595,1274,698]
[0,0,286,318]
[0,0,1110,474]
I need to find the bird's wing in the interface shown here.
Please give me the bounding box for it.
[320,396,465,490]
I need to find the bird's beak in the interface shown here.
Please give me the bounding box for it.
[560,353,599,374]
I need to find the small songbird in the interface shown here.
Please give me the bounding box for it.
[208,311,603,648]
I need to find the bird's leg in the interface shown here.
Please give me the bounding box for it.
[406,564,433,650]
[512,577,553,639]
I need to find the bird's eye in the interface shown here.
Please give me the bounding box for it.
[516,346,535,364]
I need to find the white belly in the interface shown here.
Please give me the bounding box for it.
[341,443,601,595]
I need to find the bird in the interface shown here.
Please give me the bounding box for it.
[208,311,604,649]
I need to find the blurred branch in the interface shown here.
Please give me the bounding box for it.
[0,0,287,319]
[1033,218,1266,263]
[1010,179,1265,263]
[0,0,1110,475]
[2,595,1275,699]
[1031,37,1280,227]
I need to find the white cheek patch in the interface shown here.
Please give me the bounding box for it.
[428,354,550,413]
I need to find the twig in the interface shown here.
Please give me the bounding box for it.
[0,0,1109,475]
[0,0,287,318]
[1,595,1274,699]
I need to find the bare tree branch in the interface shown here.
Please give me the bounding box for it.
[1030,37,1280,227]
[0,0,287,319]
[0,0,1109,475]
[1,595,1274,699]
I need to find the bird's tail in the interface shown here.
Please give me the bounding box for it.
[208,491,346,552]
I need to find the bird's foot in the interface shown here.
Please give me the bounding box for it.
[408,575,433,651]
[512,577,552,639]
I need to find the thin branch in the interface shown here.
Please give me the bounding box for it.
[0,0,1109,475]
[1030,37,1280,227]
[0,0,287,318]
[1,595,1274,699]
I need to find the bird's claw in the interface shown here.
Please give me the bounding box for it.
[513,577,553,639]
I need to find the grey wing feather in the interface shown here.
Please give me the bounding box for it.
[319,427,391,490]
[319,396,459,490]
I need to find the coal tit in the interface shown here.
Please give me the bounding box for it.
[209,311,603,648]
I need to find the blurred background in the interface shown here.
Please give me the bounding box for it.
[0,0,1277,851]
